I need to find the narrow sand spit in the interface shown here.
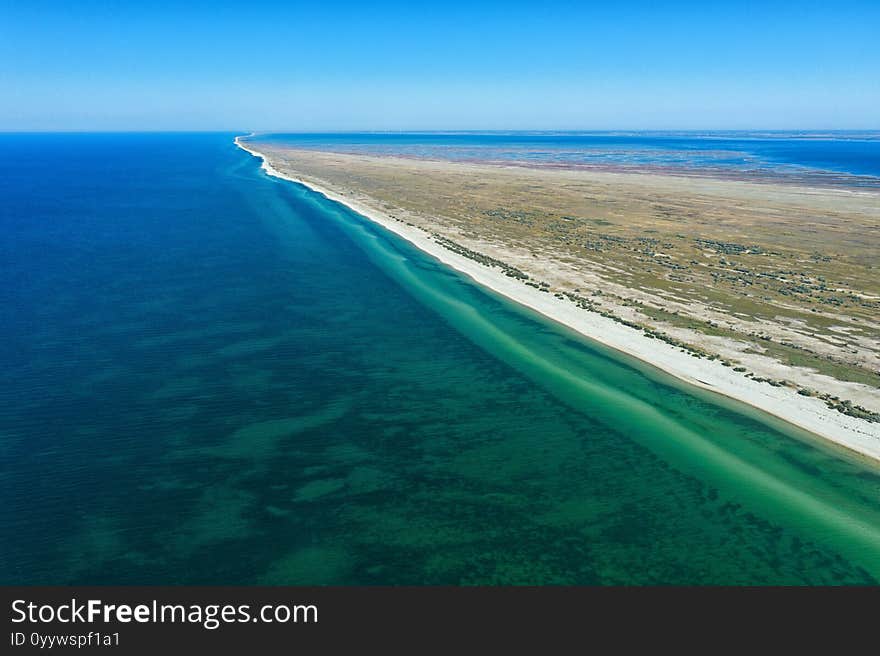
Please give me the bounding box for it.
[235,137,880,462]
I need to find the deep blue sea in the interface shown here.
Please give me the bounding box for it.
[2,133,880,584]
[255,131,880,186]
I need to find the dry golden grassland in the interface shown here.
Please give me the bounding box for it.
[260,146,880,416]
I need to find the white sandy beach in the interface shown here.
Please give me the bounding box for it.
[235,136,880,462]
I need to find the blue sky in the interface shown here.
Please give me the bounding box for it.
[1,1,878,130]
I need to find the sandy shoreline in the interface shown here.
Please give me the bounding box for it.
[234,136,880,462]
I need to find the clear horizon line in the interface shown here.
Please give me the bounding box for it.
[3,127,880,135]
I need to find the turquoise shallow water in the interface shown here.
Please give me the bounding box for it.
[1,133,879,584]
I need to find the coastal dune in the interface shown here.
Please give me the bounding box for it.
[234,136,880,462]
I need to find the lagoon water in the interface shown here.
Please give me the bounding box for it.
[2,133,880,584]
[256,130,880,186]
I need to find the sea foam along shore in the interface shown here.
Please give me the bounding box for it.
[234,136,880,462]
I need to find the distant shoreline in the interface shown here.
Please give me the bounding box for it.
[244,131,880,192]
[262,150,880,192]
[234,135,880,463]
